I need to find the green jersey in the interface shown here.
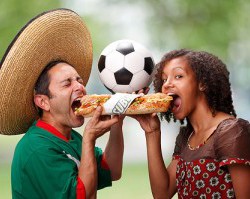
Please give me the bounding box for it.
[11,120,111,199]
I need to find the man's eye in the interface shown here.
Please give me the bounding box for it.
[63,81,71,87]
[64,83,70,87]
[78,79,84,85]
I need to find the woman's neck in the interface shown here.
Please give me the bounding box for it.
[188,101,233,135]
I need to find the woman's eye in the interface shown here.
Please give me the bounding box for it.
[162,79,167,83]
[175,75,182,79]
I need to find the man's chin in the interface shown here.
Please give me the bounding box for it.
[73,117,85,127]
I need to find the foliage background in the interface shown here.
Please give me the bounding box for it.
[1,0,249,198]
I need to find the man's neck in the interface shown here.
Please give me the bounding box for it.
[40,116,72,140]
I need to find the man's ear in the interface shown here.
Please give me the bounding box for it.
[34,95,50,112]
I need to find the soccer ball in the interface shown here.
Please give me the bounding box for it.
[98,39,155,93]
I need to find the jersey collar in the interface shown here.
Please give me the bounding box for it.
[36,120,69,142]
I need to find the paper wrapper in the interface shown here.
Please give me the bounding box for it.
[103,93,143,114]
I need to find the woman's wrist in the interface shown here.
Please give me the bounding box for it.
[145,129,161,138]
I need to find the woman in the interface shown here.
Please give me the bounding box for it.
[132,49,250,198]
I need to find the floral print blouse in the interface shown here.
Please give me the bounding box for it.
[173,118,250,198]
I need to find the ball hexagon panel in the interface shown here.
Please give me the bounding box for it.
[130,71,152,91]
[112,84,134,93]
[99,68,117,89]
[124,52,145,74]
[105,51,125,72]
[132,43,152,57]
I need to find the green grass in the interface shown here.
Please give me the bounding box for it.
[98,164,153,199]
[1,162,178,198]
[0,163,12,199]
[0,163,152,198]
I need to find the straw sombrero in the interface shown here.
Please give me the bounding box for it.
[0,8,92,135]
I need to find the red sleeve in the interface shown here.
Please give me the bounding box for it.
[77,177,86,199]
[172,155,181,161]
[219,158,250,167]
[100,154,110,170]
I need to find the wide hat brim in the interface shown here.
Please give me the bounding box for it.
[0,8,93,135]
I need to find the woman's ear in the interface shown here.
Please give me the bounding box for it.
[34,95,50,112]
[199,83,206,92]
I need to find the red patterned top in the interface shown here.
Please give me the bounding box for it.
[173,118,250,198]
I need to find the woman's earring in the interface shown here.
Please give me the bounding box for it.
[199,85,206,91]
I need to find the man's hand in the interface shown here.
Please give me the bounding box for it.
[84,106,119,142]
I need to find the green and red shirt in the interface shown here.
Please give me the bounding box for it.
[11,120,111,199]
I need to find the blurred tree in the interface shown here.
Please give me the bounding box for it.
[1,0,249,107]
[104,0,250,92]
[0,0,60,58]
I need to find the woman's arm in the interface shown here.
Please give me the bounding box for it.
[228,164,250,198]
[132,113,177,198]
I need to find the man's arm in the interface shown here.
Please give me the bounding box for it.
[78,107,119,199]
[103,117,124,180]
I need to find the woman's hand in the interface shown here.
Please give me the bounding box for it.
[131,87,161,134]
[132,113,161,134]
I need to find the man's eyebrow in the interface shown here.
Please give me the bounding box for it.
[59,76,82,83]
[59,78,71,83]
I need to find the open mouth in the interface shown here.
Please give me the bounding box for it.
[168,94,181,111]
[71,98,82,112]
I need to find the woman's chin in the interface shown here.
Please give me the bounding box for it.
[173,112,185,121]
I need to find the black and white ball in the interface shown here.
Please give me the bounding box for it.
[98,39,155,93]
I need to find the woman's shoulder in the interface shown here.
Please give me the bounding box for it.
[214,117,250,161]
[216,117,250,135]
[214,117,250,149]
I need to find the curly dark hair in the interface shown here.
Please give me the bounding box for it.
[154,49,236,123]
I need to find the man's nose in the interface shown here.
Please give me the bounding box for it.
[73,81,86,93]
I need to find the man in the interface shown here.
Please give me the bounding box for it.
[0,9,124,198]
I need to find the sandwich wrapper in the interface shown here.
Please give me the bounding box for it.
[103,93,144,114]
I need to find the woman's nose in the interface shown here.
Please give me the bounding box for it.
[162,78,174,92]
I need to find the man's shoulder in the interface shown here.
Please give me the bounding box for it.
[15,124,57,152]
